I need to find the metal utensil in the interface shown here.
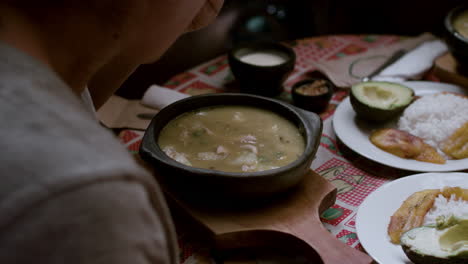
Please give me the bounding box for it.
[361,49,406,82]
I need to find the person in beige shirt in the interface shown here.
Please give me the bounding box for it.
[0,1,223,263]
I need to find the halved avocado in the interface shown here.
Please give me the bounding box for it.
[401,220,468,264]
[350,81,414,122]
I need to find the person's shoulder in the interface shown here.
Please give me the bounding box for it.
[73,180,179,263]
[0,179,178,264]
[0,40,158,231]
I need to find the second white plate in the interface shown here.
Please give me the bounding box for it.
[333,81,468,172]
[356,172,468,264]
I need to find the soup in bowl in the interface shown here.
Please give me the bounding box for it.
[139,93,322,200]
[159,105,305,173]
[444,4,468,69]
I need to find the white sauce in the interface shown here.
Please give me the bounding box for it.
[239,51,287,66]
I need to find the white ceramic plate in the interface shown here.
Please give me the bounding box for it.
[333,81,468,172]
[356,172,468,264]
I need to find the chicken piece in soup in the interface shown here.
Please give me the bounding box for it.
[158,106,305,173]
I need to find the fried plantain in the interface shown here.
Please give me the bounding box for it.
[370,128,446,164]
[415,143,446,164]
[441,121,468,159]
[441,186,468,201]
[388,187,468,244]
[388,189,440,244]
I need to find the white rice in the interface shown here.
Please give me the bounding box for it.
[398,93,468,155]
[424,194,468,225]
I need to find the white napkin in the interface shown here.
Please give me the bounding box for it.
[371,40,448,83]
[141,85,190,110]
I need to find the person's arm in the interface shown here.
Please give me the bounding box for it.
[0,180,178,264]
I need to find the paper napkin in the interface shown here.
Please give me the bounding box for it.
[311,33,438,87]
[371,39,448,83]
[97,85,189,130]
[141,85,190,110]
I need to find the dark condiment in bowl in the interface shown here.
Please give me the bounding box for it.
[295,80,329,96]
[291,78,334,113]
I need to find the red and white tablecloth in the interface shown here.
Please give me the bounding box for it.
[119,35,440,263]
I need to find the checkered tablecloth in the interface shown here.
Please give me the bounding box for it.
[119,35,439,263]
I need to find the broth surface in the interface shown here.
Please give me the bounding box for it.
[158,106,305,172]
[454,9,468,38]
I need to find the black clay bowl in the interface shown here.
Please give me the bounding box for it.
[228,42,296,97]
[444,4,468,69]
[291,78,334,113]
[139,93,322,201]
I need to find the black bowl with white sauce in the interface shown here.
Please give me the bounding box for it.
[228,42,296,97]
[139,93,322,202]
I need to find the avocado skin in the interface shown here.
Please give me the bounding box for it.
[349,91,408,123]
[402,245,468,264]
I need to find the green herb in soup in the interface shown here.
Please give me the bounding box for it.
[158,106,305,172]
[454,9,468,38]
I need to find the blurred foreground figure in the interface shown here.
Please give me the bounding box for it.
[0,1,223,263]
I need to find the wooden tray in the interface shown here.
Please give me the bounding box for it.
[165,170,373,264]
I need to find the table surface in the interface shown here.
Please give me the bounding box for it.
[119,34,445,263]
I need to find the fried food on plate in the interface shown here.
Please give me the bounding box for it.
[441,186,468,201]
[388,186,468,244]
[441,121,468,159]
[388,189,440,244]
[370,128,446,164]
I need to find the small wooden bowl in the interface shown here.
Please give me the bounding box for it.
[291,78,334,113]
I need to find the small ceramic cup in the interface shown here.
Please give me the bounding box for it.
[291,78,334,113]
[228,41,296,97]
